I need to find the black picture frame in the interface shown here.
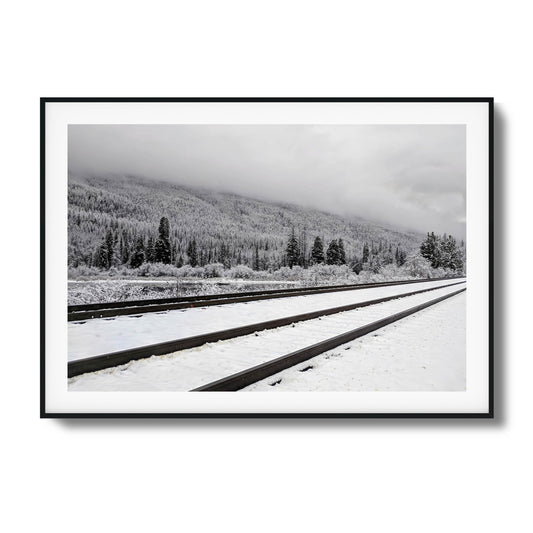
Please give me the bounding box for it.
[41,97,494,419]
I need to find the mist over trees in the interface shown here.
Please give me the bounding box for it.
[68,174,465,280]
[68,174,424,273]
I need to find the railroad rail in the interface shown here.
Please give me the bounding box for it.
[68,276,463,322]
[192,287,466,391]
[68,280,465,378]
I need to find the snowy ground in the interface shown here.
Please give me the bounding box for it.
[68,278,464,361]
[68,278,300,305]
[244,292,466,392]
[68,283,465,391]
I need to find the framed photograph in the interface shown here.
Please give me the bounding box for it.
[41,97,493,418]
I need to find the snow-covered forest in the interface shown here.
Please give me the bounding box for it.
[67,174,465,303]
[68,174,427,273]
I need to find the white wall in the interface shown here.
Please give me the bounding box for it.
[1,2,528,532]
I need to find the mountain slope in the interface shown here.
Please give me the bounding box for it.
[68,174,422,268]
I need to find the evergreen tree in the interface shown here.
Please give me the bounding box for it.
[176,254,184,268]
[120,232,130,264]
[253,244,260,270]
[310,236,325,264]
[130,236,145,268]
[146,236,156,263]
[395,246,407,266]
[326,239,340,265]
[105,229,115,267]
[298,228,308,267]
[440,235,464,271]
[420,232,441,268]
[155,216,171,263]
[219,242,231,268]
[362,242,370,263]
[93,242,109,269]
[285,227,300,268]
[187,239,198,267]
[337,238,346,265]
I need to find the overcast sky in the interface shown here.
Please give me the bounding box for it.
[69,124,466,239]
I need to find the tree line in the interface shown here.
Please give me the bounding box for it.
[285,227,409,274]
[90,216,413,274]
[419,232,465,271]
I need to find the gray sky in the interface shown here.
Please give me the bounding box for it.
[69,124,466,239]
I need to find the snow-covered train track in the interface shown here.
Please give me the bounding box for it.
[68,281,465,388]
[68,278,462,363]
[67,276,462,321]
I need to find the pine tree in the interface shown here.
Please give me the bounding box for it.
[155,216,171,264]
[285,227,300,268]
[362,242,369,263]
[146,237,156,263]
[187,239,198,267]
[219,242,231,268]
[337,238,346,265]
[326,239,340,265]
[253,244,260,270]
[130,236,145,268]
[310,236,325,264]
[105,229,115,267]
[420,232,441,268]
[93,243,109,269]
[440,235,464,271]
[298,228,308,267]
[395,246,407,266]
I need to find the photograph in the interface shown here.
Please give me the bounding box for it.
[41,98,492,416]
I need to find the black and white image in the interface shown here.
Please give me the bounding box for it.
[41,99,492,416]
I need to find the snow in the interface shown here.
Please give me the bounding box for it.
[68,278,464,361]
[68,283,465,391]
[244,292,466,391]
[68,278,301,305]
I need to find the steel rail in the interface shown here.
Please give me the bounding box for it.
[68,280,465,378]
[68,276,463,322]
[192,287,467,392]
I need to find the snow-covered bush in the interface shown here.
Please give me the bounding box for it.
[306,264,356,282]
[68,265,102,279]
[203,263,225,278]
[272,266,305,281]
[136,262,180,277]
[175,264,197,278]
[228,265,255,279]
[403,253,434,278]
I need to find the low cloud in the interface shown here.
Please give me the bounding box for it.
[69,124,466,239]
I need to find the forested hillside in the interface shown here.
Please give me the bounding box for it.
[68,174,422,271]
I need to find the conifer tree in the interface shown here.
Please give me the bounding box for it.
[420,232,441,268]
[285,227,300,268]
[219,242,231,268]
[93,242,109,269]
[130,236,145,268]
[311,236,325,264]
[326,239,340,265]
[362,242,370,263]
[298,228,308,267]
[155,216,171,264]
[105,229,115,267]
[146,237,156,263]
[337,238,346,265]
[395,246,407,266]
[187,239,198,267]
